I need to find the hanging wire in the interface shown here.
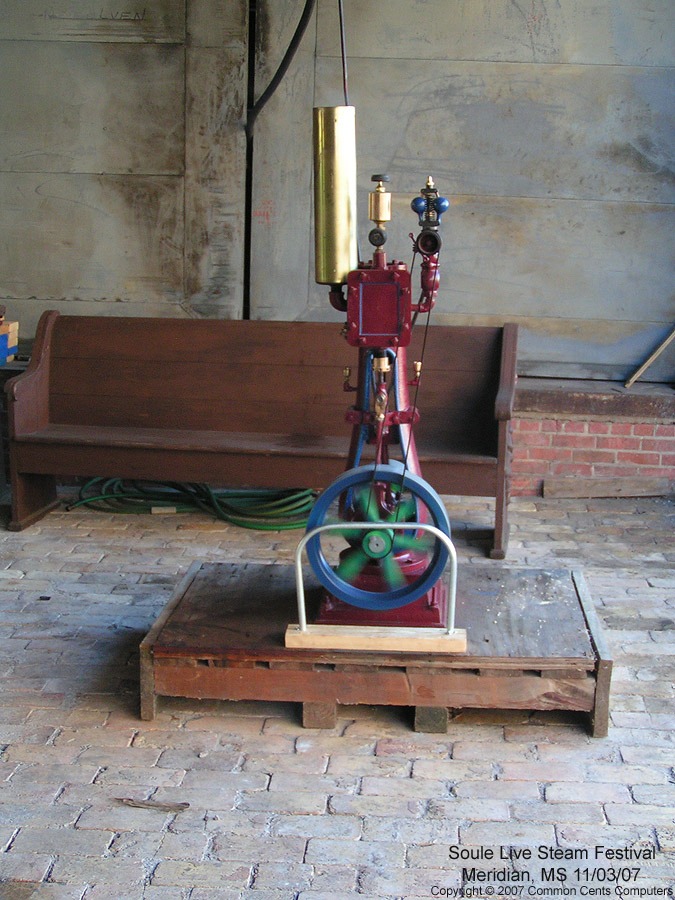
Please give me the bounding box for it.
[337,0,350,105]
[394,244,443,522]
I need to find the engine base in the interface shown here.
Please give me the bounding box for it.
[315,577,447,627]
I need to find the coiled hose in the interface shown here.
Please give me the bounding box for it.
[66,478,316,531]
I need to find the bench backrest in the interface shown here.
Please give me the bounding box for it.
[48,315,509,451]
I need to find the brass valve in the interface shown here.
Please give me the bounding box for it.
[409,359,422,386]
[372,355,392,375]
[342,366,356,392]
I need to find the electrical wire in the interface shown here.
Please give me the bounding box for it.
[246,0,317,136]
[66,478,317,531]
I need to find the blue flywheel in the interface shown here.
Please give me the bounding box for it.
[305,461,451,610]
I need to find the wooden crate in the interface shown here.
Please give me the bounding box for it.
[140,563,612,736]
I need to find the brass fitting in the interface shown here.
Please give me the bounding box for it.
[372,355,392,375]
[368,175,392,228]
[374,391,388,422]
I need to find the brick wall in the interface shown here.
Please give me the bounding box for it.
[511,416,675,496]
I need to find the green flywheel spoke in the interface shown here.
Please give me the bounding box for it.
[392,532,435,554]
[336,547,371,582]
[380,553,407,590]
[352,487,380,523]
[389,497,417,522]
[334,526,363,543]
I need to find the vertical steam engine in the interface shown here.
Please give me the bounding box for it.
[304,106,453,628]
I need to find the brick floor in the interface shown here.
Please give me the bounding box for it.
[0,492,673,899]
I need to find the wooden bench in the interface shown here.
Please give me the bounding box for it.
[5,311,518,556]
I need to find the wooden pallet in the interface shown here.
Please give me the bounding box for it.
[139,562,612,736]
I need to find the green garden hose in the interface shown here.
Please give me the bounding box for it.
[66,478,316,530]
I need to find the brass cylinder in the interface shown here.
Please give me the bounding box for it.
[313,106,358,285]
[368,187,391,226]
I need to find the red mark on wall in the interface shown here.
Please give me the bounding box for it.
[253,199,276,227]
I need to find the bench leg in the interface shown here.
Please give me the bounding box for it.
[490,423,511,560]
[490,474,510,560]
[8,471,59,531]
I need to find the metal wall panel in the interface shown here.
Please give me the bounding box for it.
[0,173,183,334]
[251,0,675,381]
[184,2,248,318]
[316,0,675,66]
[249,0,316,321]
[0,0,185,42]
[0,41,184,175]
[0,0,248,331]
[313,58,675,204]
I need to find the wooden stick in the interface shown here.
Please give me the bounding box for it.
[624,323,675,388]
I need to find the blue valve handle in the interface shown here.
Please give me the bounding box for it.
[411,194,449,226]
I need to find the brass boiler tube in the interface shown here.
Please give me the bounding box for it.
[313,106,358,285]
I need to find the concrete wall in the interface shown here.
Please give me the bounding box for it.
[251,0,675,381]
[1,0,673,381]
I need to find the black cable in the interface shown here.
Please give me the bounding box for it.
[246,0,317,137]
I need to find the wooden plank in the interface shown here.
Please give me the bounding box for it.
[11,439,348,493]
[516,377,675,420]
[572,571,612,669]
[151,663,596,712]
[385,194,675,324]
[0,1,186,42]
[188,0,247,50]
[545,477,674,499]
[48,358,348,401]
[48,395,352,438]
[49,318,352,365]
[0,42,184,175]
[284,624,468,654]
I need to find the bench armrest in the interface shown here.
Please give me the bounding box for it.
[494,323,519,421]
[5,310,59,435]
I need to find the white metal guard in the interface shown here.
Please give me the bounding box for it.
[293,521,459,634]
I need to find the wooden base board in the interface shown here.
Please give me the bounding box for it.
[285,623,467,653]
[139,562,612,736]
[544,475,674,499]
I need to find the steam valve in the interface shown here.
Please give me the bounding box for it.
[411,176,449,257]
